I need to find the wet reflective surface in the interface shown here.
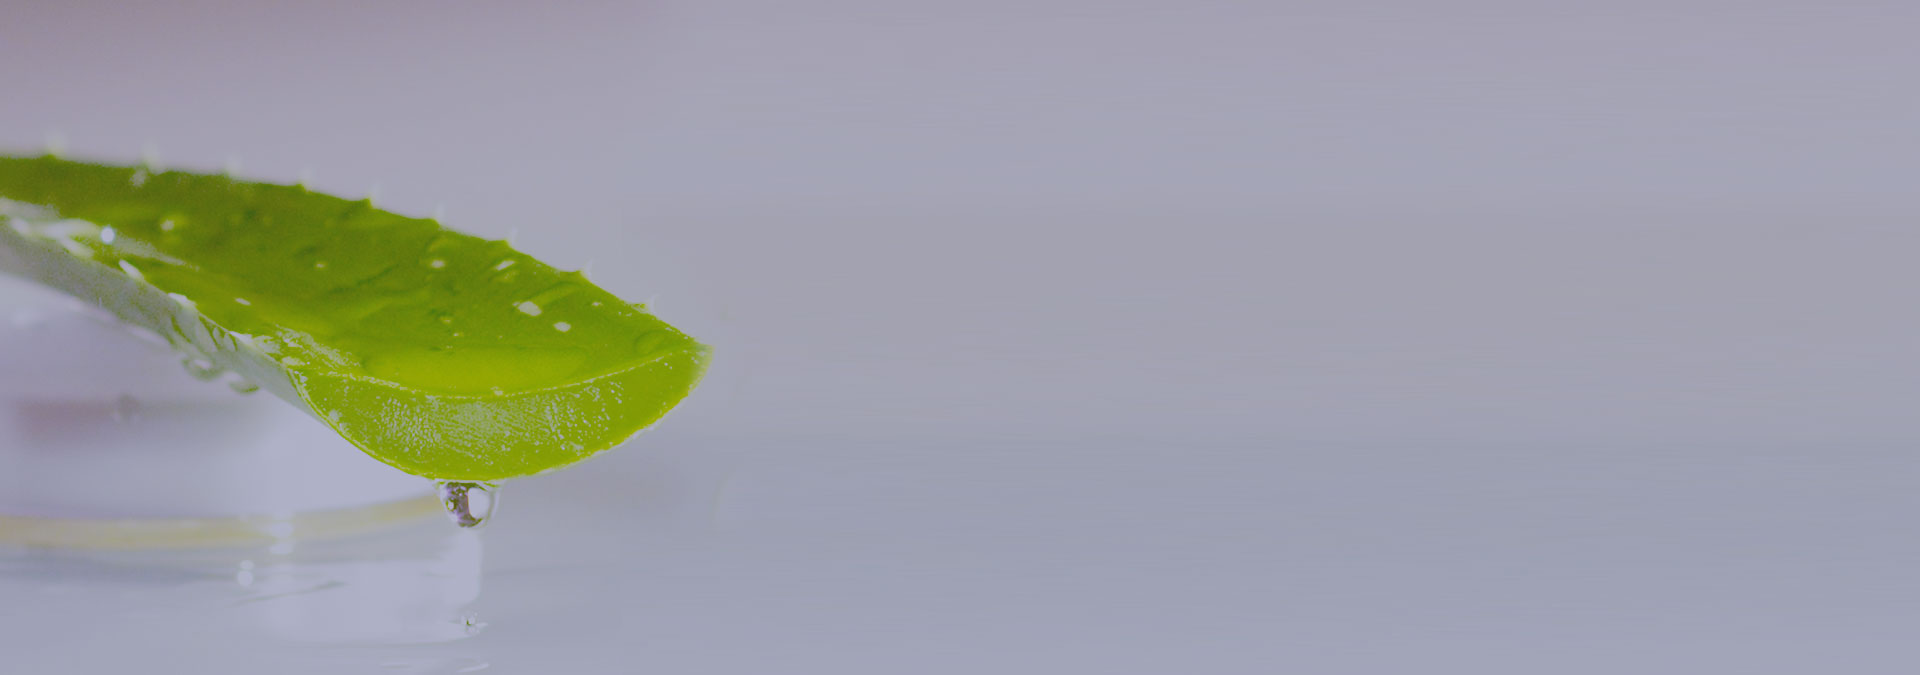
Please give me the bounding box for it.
[0,437,1288,674]
[4,518,487,671]
[13,431,1920,673]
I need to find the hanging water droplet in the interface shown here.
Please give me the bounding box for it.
[229,377,260,394]
[437,482,498,528]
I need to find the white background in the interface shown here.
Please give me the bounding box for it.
[4,1,1920,673]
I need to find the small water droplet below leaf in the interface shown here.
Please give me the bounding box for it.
[437,482,498,528]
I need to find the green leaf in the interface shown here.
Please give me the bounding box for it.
[0,155,709,481]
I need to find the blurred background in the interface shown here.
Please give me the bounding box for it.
[4,1,1920,673]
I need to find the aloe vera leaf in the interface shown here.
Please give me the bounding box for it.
[0,155,709,481]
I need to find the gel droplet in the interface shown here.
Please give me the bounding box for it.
[437,482,498,528]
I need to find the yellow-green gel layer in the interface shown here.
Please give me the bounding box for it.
[0,155,709,481]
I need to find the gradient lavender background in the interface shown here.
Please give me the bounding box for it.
[4,2,1920,672]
